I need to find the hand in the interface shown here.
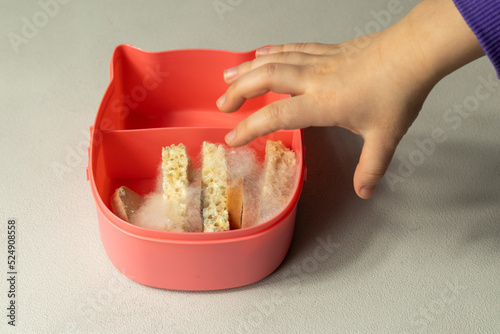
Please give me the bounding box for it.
[216,0,484,199]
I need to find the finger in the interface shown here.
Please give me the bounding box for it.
[218,63,307,113]
[256,43,340,57]
[225,95,313,147]
[224,52,317,84]
[353,134,399,199]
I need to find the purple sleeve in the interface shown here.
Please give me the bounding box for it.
[453,0,500,78]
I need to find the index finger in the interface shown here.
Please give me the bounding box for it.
[256,43,339,57]
[225,95,314,147]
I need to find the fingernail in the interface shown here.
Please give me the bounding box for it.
[360,186,374,199]
[223,67,237,81]
[225,130,236,144]
[216,93,226,107]
[256,47,270,56]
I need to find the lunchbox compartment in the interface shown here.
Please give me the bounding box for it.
[94,127,301,223]
[96,45,287,131]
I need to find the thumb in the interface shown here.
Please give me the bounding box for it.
[353,134,398,199]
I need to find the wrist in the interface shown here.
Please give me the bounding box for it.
[403,0,485,81]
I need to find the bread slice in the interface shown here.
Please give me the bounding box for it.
[162,144,189,231]
[227,178,243,229]
[260,140,297,222]
[201,142,229,232]
[110,186,144,223]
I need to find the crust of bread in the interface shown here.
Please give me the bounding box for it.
[110,186,144,223]
[227,178,243,229]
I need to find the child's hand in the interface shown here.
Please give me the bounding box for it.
[217,37,430,200]
[217,0,484,199]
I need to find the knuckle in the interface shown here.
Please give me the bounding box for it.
[237,118,251,139]
[249,58,265,72]
[295,42,309,52]
[239,118,248,133]
[284,42,308,52]
[327,44,343,55]
[273,45,285,53]
[360,161,389,185]
[363,169,387,186]
[313,91,337,109]
[313,43,333,55]
[274,51,290,63]
[310,61,333,75]
[226,81,237,97]
[264,104,288,131]
[365,166,388,179]
[309,42,321,49]
[262,63,277,80]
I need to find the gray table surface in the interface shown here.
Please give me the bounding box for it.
[1,0,499,333]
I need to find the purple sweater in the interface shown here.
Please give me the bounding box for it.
[453,0,500,77]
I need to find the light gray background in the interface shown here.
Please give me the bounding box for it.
[1,0,499,333]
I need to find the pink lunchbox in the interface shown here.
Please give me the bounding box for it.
[87,44,306,291]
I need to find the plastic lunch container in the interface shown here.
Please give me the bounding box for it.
[87,44,306,291]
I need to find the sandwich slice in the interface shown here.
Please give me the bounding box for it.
[162,143,189,231]
[201,142,230,232]
[259,140,297,223]
[110,186,144,223]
